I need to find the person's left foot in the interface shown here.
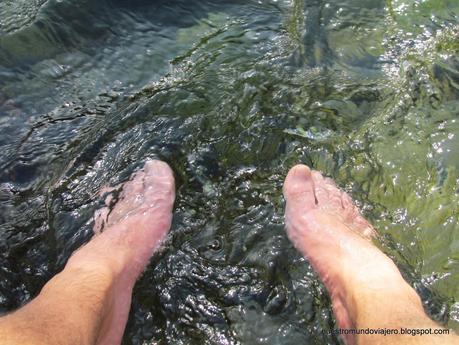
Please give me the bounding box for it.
[67,160,175,345]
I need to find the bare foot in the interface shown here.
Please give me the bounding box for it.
[67,160,175,345]
[283,165,426,344]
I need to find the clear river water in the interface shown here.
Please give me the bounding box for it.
[0,0,458,344]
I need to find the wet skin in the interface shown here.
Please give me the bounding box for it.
[81,160,176,344]
[0,160,176,345]
[283,164,456,345]
[0,161,457,345]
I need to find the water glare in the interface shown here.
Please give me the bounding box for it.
[1,0,459,344]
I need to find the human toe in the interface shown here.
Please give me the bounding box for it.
[283,164,317,212]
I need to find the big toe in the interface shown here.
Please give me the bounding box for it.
[143,159,175,207]
[94,160,175,231]
[283,164,317,212]
[144,159,174,180]
[122,160,174,198]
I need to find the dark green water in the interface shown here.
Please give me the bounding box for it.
[1,0,458,344]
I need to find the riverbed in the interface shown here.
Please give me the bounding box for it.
[1,1,458,344]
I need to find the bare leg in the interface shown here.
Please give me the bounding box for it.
[0,160,175,345]
[283,164,457,345]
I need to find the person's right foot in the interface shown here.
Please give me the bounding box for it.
[283,165,426,344]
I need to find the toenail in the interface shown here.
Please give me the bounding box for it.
[148,161,171,177]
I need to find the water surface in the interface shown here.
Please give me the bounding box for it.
[1,0,459,344]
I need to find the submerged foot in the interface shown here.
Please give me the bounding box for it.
[68,160,175,345]
[283,165,424,344]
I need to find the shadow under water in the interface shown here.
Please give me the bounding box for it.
[0,0,459,344]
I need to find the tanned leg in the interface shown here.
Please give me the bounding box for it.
[0,160,175,345]
[283,164,458,345]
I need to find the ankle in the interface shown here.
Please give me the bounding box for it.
[334,247,424,327]
[348,276,425,329]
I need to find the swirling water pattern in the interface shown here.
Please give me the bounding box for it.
[0,0,458,344]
